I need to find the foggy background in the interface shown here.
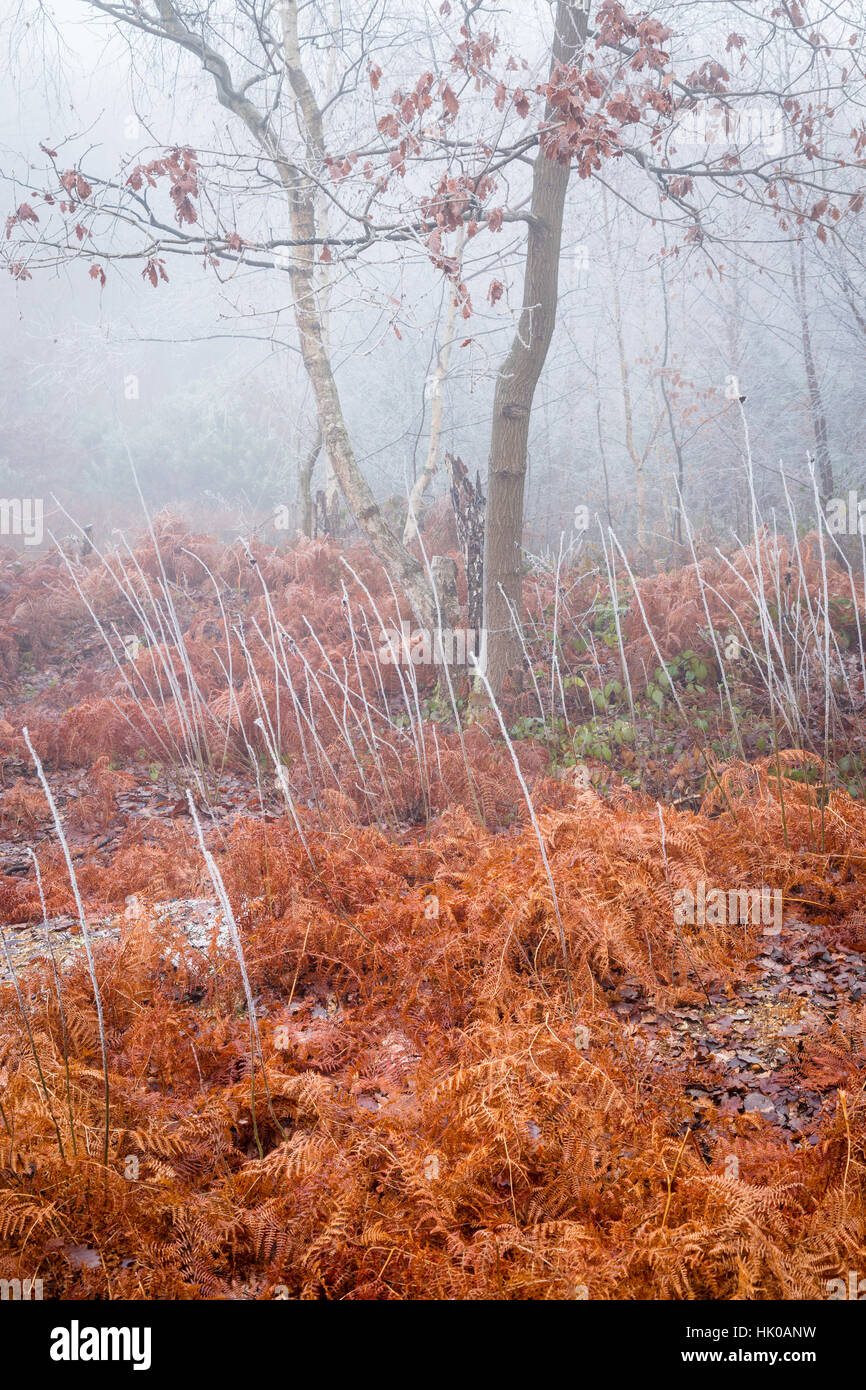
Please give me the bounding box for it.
[1,0,862,554]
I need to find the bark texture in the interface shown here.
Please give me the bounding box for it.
[404,226,467,546]
[446,453,486,636]
[483,1,588,696]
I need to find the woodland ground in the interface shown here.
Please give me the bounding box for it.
[0,515,864,1300]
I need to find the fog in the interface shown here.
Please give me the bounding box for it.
[3,2,866,1317]
[1,0,863,549]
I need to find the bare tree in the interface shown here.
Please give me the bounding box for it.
[6,0,438,621]
[7,0,866,697]
[483,0,589,696]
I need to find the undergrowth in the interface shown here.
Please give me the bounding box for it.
[0,518,864,1299]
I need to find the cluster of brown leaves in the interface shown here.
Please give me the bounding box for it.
[0,749,864,1299]
[1,525,864,1298]
[622,531,865,691]
[1,517,556,829]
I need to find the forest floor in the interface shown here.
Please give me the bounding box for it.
[0,518,865,1299]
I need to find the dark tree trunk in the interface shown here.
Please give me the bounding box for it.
[446,453,486,638]
[793,237,834,497]
[483,1,588,697]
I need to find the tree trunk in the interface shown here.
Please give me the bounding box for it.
[483,1,588,697]
[445,453,486,635]
[604,188,647,550]
[319,2,343,530]
[148,0,436,626]
[657,233,685,548]
[404,226,466,546]
[277,0,435,624]
[298,427,321,538]
[792,236,833,497]
[431,554,460,629]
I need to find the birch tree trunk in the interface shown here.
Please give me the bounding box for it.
[143,1,435,625]
[604,189,647,551]
[276,0,434,621]
[483,1,588,698]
